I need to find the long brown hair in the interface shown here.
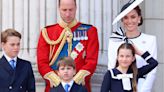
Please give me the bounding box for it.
[116,43,138,92]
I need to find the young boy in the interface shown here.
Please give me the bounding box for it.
[50,56,88,92]
[0,29,35,92]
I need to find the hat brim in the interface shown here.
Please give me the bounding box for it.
[112,0,144,25]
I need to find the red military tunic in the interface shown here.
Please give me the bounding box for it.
[37,22,99,92]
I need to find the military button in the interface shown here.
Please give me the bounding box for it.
[9,86,12,89]
[20,86,22,88]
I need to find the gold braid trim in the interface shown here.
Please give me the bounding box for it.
[49,45,56,61]
[49,30,67,65]
[42,19,77,66]
[49,27,74,66]
[42,28,65,61]
[43,71,61,87]
[73,70,91,85]
[42,28,65,45]
[59,19,77,28]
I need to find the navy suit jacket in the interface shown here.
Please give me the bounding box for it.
[50,82,88,92]
[0,56,35,92]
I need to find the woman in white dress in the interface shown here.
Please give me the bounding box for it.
[108,1,157,92]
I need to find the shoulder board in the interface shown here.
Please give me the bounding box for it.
[81,23,92,26]
[77,24,92,30]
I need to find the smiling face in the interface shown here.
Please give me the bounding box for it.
[122,9,141,32]
[117,48,135,69]
[2,36,20,58]
[57,65,76,82]
[59,0,76,24]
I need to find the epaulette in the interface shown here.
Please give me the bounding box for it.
[77,24,92,30]
[81,23,92,26]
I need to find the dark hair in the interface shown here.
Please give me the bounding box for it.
[57,56,75,70]
[58,0,76,7]
[121,2,143,26]
[1,28,21,43]
[116,43,138,92]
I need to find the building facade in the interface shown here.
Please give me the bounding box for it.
[0,0,163,92]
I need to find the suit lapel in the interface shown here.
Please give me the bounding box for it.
[0,56,16,84]
[0,56,15,73]
[70,82,80,92]
[13,58,25,84]
[58,84,66,92]
[15,58,22,72]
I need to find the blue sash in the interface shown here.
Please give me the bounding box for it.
[51,24,91,70]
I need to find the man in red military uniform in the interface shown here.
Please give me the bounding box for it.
[37,0,99,92]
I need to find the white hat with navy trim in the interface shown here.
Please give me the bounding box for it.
[112,0,144,25]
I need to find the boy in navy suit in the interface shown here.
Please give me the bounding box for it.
[50,56,87,92]
[0,29,35,92]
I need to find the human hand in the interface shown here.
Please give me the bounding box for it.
[132,44,144,56]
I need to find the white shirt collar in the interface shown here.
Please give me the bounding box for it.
[61,80,74,91]
[3,51,17,62]
[109,69,133,91]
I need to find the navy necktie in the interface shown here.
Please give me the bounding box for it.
[64,84,70,92]
[10,60,15,69]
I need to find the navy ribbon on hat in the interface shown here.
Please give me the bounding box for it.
[112,0,144,25]
[121,0,136,12]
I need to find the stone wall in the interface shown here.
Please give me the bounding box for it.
[0,0,163,92]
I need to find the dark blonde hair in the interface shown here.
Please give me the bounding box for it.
[1,28,21,43]
[116,43,138,92]
[57,56,75,70]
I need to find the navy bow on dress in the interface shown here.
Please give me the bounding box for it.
[110,27,133,44]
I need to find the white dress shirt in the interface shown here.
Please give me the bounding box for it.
[61,80,74,91]
[3,51,17,68]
